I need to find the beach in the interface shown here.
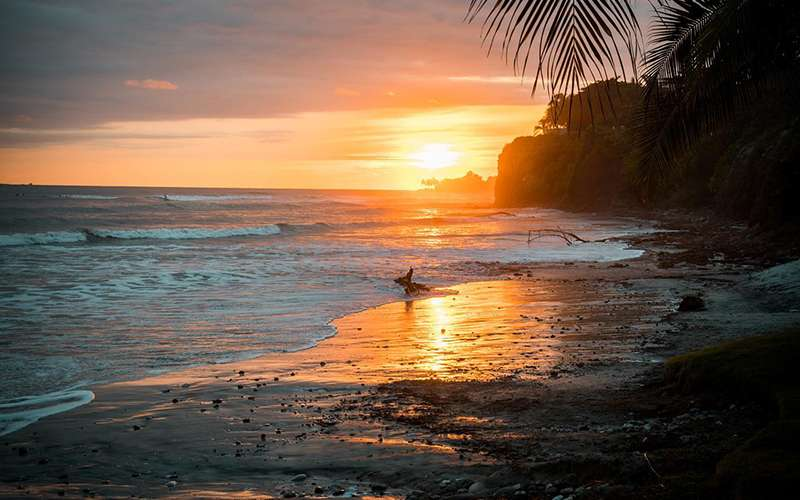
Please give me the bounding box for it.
[3,213,797,498]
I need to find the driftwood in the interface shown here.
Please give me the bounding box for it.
[527,228,589,246]
[394,267,430,296]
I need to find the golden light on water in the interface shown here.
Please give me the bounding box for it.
[409,143,461,170]
[424,297,453,373]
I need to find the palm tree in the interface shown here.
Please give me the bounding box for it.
[467,0,800,193]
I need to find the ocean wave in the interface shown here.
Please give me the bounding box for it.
[159,194,274,202]
[85,225,282,240]
[0,231,87,246]
[57,194,119,200]
[0,225,283,246]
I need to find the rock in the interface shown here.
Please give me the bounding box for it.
[132,425,141,431]
[281,490,297,498]
[552,496,564,500]
[496,484,522,496]
[545,483,558,494]
[314,486,324,494]
[468,481,486,494]
[453,478,473,490]
[290,474,307,482]
[370,483,387,493]
[165,480,177,488]
[678,295,705,311]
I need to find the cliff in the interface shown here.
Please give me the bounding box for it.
[494,133,634,210]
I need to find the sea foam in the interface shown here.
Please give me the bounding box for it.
[87,225,281,240]
[161,194,273,202]
[0,225,283,246]
[0,389,95,436]
[0,231,88,246]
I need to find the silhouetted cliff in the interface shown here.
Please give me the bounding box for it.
[493,82,800,226]
[494,133,634,210]
[421,170,495,195]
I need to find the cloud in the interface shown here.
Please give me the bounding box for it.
[0,0,651,141]
[447,75,525,85]
[335,87,360,97]
[124,79,178,90]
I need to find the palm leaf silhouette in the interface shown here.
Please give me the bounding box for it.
[467,0,800,193]
[637,0,800,191]
[467,0,642,125]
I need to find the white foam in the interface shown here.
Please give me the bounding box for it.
[89,225,281,240]
[0,231,87,246]
[0,389,95,436]
[58,194,118,200]
[161,194,273,202]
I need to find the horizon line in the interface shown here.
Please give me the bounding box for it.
[0,182,417,193]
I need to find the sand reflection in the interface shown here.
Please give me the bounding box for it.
[331,280,572,382]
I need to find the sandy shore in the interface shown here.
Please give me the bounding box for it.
[2,219,799,498]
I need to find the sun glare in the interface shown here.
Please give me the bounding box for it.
[409,143,461,170]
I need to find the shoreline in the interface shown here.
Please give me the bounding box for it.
[1,212,798,498]
[0,211,656,432]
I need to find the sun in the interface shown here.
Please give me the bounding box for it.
[409,143,461,169]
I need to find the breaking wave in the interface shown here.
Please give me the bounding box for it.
[57,194,119,200]
[0,231,88,246]
[0,225,283,246]
[159,194,274,202]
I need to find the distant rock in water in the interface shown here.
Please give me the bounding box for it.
[420,170,495,196]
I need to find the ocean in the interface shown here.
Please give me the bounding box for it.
[0,185,649,414]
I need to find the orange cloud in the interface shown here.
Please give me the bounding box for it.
[124,79,178,90]
[334,87,360,97]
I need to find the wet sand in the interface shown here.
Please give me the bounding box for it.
[2,225,799,498]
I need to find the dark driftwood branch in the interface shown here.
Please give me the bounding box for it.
[394,267,430,296]
[527,228,589,246]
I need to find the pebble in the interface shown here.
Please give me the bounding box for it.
[468,481,485,494]
[166,481,177,489]
[290,473,307,482]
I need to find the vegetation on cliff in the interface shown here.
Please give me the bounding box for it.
[469,1,800,225]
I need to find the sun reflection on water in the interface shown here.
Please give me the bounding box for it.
[423,297,452,373]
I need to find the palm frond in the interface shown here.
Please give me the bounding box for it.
[636,0,800,192]
[467,0,642,124]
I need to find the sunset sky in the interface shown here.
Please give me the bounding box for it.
[0,1,646,190]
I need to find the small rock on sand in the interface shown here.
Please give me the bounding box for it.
[678,295,705,311]
[468,481,485,494]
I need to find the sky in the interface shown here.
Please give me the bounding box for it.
[0,0,647,190]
